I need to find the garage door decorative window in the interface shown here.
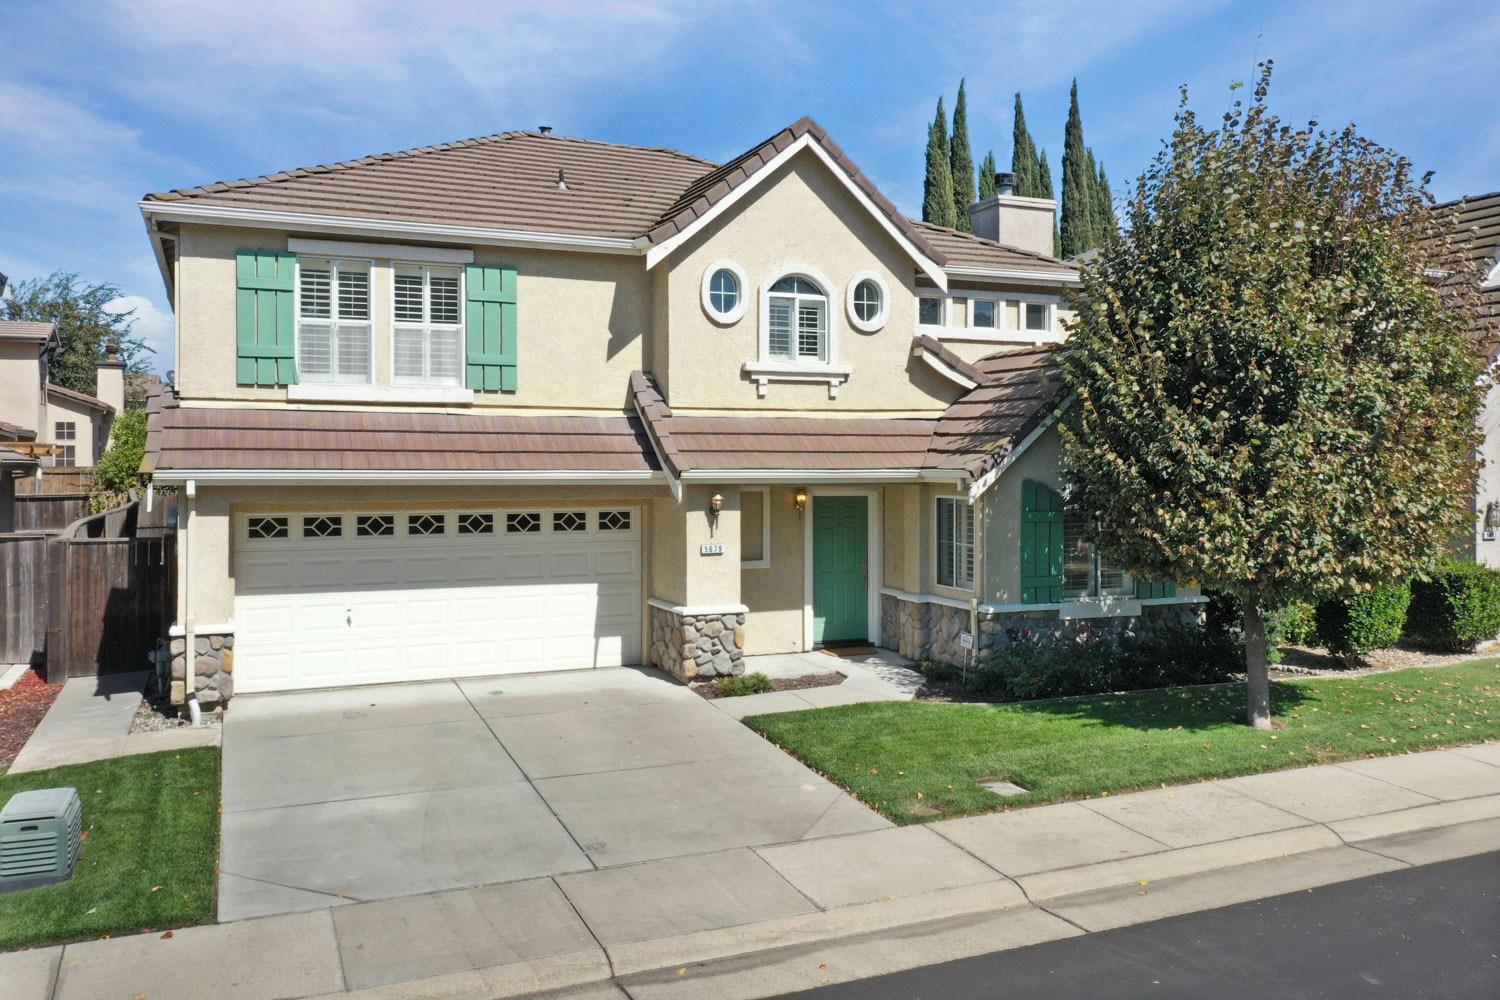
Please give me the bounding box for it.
[599,510,632,531]
[506,512,541,533]
[302,515,341,538]
[553,511,587,533]
[408,513,445,536]
[356,514,395,537]
[248,516,289,540]
[458,512,494,535]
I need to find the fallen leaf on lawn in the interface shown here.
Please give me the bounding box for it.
[150,886,163,893]
[870,767,878,774]
[87,907,97,915]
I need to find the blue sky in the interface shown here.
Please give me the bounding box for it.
[2,0,1496,375]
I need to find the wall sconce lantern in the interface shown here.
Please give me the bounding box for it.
[708,492,724,533]
[793,487,809,515]
[1485,501,1500,541]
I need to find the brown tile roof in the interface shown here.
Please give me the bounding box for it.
[911,222,1075,274]
[927,348,1067,479]
[644,117,944,264]
[144,398,659,473]
[1429,191,1500,348]
[0,419,36,441]
[911,335,986,386]
[144,132,717,241]
[46,383,114,414]
[0,320,57,342]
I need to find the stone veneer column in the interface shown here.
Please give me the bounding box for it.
[167,627,235,706]
[648,603,748,682]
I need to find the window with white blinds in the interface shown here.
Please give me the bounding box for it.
[767,275,826,362]
[936,497,975,590]
[393,264,463,385]
[298,258,371,383]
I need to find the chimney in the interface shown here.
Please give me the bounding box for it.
[968,174,1058,259]
[96,343,126,428]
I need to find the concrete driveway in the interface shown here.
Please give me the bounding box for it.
[219,667,889,921]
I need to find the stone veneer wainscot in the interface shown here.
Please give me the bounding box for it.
[167,628,234,705]
[648,603,747,682]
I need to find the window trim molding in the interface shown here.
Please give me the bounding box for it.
[740,486,771,569]
[295,254,374,386]
[915,293,949,330]
[919,290,1066,345]
[845,271,890,333]
[390,260,466,388]
[934,494,977,593]
[701,259,748,325]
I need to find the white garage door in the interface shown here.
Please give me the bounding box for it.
[232,507,642,693]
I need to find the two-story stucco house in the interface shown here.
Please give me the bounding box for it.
[139,118,1201,706]
[0,320,123,468]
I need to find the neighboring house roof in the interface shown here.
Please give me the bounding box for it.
[1429,190,1500,349]
[0,445,39,469]
[143,396,659,475]
[143,131,717,242]
[0,319,58,344]
[45,383,114,414]
[0,419,37,441]
[911,222,1075,276]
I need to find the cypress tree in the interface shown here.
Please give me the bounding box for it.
[1095,163,1117,238]
[1038,148,1061,256]
[1011,93,1039,197]
[949,80,975,230]
[1061,78,1096,258]
[922,97,956,227]
[978,150,998,201]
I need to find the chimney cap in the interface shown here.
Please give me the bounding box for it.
[537,125,553,135]
[995,171,1017,197]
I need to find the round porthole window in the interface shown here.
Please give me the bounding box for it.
[846,272,889,332]
[701,260,748,324]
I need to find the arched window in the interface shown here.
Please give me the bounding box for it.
[767,274,828,361]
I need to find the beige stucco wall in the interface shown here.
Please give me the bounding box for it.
[660,149,960,413]
[0,341,44,439]
[1472,382,1500,567]
[44,393,105,466]
[740,486,808,654]
[175,225,648,412]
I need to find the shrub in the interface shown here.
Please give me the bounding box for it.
[1406,561,1500,651]
[966,626,1240,702]
[1313,584,1411,664]
[1203,591,1312,663]
[90,409,148,512]
[714,672,774,697]
[1267,602,1316,647]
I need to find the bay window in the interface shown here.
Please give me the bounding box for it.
[298,258,371,383]
[393,264,463,385]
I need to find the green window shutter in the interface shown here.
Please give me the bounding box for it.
[1135,579,1177,599]
[466,265,517,392]
[1020,480,1065,603]
[235,250,297,386]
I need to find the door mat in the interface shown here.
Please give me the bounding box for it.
[818,645,877,658]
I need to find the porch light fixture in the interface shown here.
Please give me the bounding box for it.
[1485,501,1500,540]
[794,488,809,515]
[708,492,724,533]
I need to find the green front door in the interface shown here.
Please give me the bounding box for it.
[812,495,868,645]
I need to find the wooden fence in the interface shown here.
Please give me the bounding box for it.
[17,467,94,496]
[14,494,91,532]
[0,500,176,677]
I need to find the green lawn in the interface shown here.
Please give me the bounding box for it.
[0,748,219,951]
[745,661,1500,825]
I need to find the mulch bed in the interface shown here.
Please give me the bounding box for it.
[0,669,63,769]
[1271,640,1500,678]
[694,672,845,699]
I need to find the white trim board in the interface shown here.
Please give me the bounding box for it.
[151,469,667,487]
[643,134,949,290]
[646,597,749,616]
[678,469,966,485]
[879,586,971,612]
[741,485,772,569]
[911,339,977,390]
[287,238,474,264]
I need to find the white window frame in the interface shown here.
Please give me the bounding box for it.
[845,271,890,333]
[741,486,771,569]
[744,264,851,398]
[391,262,465,386]
[761,267,834,363]
[295,256,373,385]
[701,259,748,324]
[53,420,77,467]
[919,291,1066,346]
[915,293,948,329]
[934,495,976,592]
[1061,506,1133,599]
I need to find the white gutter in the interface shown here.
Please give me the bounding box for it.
[149,469,667,487]
[677,468,967,485]
[945,264,1081,286]
[138,202,643,256]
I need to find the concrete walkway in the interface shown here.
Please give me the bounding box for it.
[7,743,1499,1000]
[715,649,924,719]
[7,671,218,774]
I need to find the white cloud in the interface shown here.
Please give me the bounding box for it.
[106,295,173,375]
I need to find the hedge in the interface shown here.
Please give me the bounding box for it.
[1314,584,1412,664]
[1406,561,1500,651]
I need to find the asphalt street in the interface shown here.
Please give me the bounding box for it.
[773,851,1500,999]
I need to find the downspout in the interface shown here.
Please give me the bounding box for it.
[183,479,201,726]
[969,483,984,678]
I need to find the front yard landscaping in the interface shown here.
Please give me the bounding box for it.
[744,660,1500,825]
[0,747,219,951]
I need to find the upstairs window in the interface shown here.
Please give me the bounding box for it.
[54,421,76,467]
[298,258,371,384]
[393,264,463,385]
[767,275,827,362]
[918,296,945,326]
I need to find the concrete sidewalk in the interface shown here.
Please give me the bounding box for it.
[6,743,1499,1000]
[8,671,219,774]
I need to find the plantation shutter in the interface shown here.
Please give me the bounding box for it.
[1135,579,1177,599]
[235,250,297,386]
[465,265,517,392]
[1020,480,1065,603]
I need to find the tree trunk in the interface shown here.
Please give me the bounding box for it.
[1243,595,1272,730]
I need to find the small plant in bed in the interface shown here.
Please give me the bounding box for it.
[712,673,775,698]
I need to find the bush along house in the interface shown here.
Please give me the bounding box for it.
[138,117,1204,707]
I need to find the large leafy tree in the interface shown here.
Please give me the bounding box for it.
[949,80,976,230]
[921,97,956,227]
[2,272,151,396]
[1058,65,1485,728]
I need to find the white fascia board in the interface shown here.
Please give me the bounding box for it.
[644,135,949,291]
[286,238,475,264]
[143,214,176,304]
[967,395,1073,502]
[677,468,966,485]
[911,342,978,390]
[150,469,667,487]
[138,202,641,255]
[945,264,1080,286]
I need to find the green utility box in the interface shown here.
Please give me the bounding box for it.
[0,787,83,893]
